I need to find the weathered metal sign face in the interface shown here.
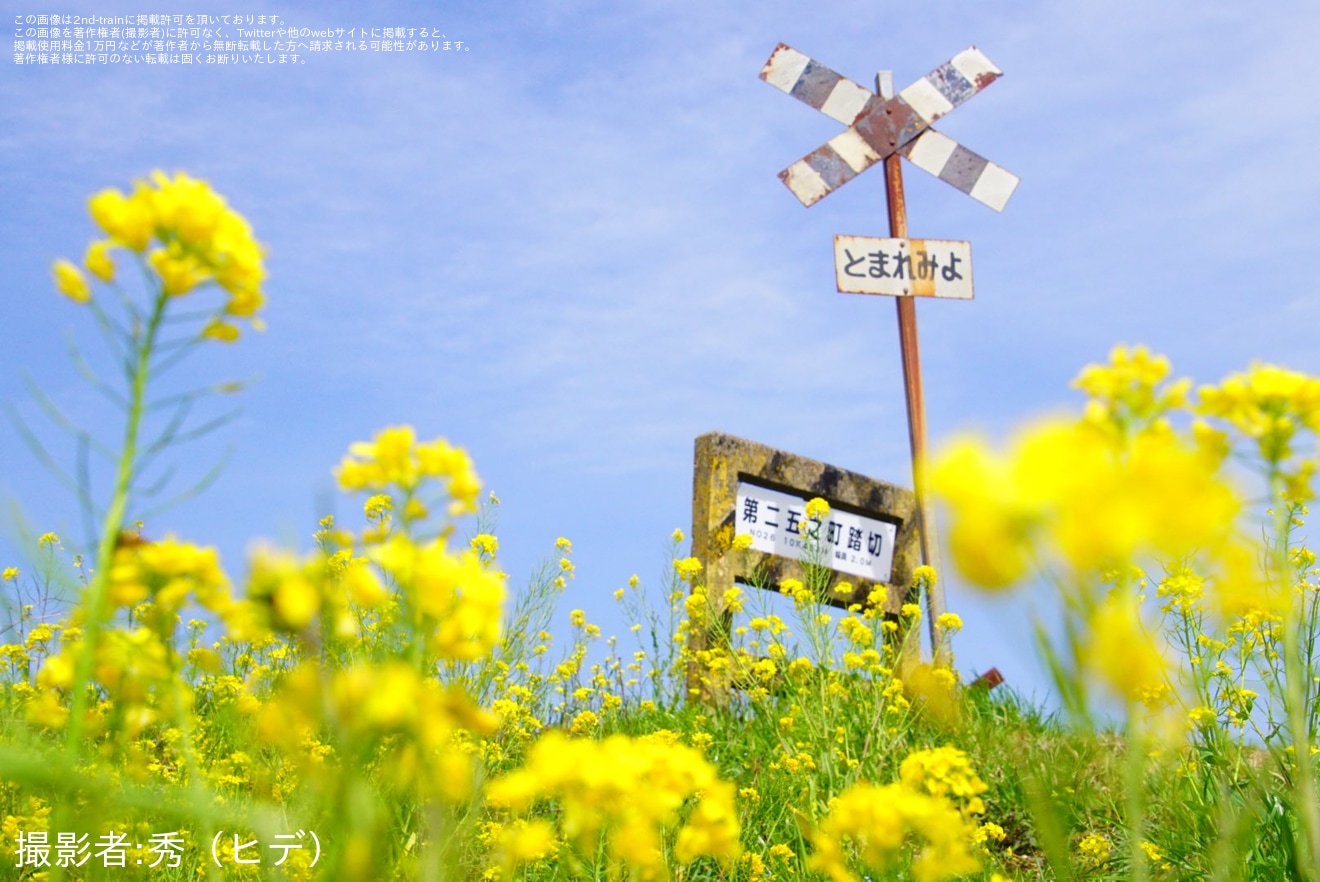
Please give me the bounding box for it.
[834,236,973,299]
[735,480,898,582]
[760,44,1019,211]
[692,431,918,612]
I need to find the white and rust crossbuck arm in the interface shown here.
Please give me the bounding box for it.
[760,44,1020,211]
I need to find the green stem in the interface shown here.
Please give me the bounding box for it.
[169,650,222,882]
[1126,712,1148,882]
[1271,475,1320,880]
[65,284,168,753]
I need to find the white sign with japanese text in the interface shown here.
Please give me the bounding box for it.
[735,481,897,583]
[834,235,973,299]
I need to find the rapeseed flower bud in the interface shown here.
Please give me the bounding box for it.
[84,239,115,282]
[52,258,90,303]
[200,319,240,342]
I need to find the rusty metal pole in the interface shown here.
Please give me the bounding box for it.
[876,72,948,665]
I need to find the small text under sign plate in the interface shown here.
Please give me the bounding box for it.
[834,236,973,300]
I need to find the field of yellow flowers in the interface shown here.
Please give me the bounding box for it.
[2,175,1318,880]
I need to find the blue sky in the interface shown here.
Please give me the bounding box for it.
[4,0,1320,705]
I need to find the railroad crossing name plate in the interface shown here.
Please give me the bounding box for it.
[735,480,897,582]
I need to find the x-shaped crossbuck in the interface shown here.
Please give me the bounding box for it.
[761,44,1020,211]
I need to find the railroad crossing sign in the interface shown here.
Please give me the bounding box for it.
[757,44,1020,667]
[760,44,1019,211]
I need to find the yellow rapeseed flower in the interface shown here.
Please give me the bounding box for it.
[342,558,387,608]
[935,612,963,632]
[487,731,741,876]
[1210,537,1289,620]
[364,493,394,519]
[1157,564,1204,615]
[898,746,989,817]
[369,534,506,660]
[1198,362,1320,463]
[674,557,703,582]
[494,819,558,875]
[932,416,1239,589]
[88,186,154,251]
[110,534,231,615]
[148,245,206,296]
[85,171,268,335]
[336,426,482,514]
[928,436,1033,589]
[808,780,980,882]
[1077,832,1111,867]
[245,546,320,632]
[1073,344,1190,432]
[1085,598,1167,705]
